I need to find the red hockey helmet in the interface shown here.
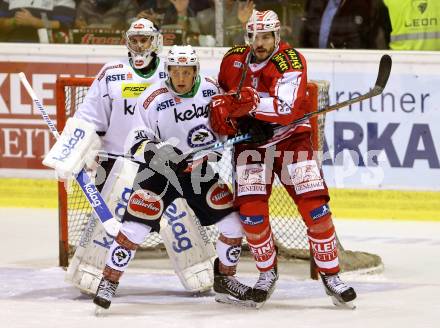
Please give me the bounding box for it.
[245,10,281,47]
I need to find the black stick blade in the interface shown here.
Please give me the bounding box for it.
[374,54,392,91]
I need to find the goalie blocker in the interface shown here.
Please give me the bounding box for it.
[43,117,101,179]
[66,156,216,294]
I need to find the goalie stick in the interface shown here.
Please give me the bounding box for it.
[18,72,120,237]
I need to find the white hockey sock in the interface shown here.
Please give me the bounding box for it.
[104,221,152,281]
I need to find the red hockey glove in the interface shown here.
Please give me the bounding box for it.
[228,86,260,118]
[210,96,238,136]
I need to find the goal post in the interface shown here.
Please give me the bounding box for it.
[55,76,383,278]
[56,77,94,267]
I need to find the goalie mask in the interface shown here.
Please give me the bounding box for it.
[165,45,200,95]
[245,10,281,48]
[126,18,163,69]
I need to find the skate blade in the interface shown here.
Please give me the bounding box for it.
[94,305,108,316]
[330,296,356,310]
[254,301,266,309]
[215,294,257,308]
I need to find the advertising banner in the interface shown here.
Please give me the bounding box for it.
[0,45,438,190]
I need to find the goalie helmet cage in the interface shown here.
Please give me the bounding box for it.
[56,76,382,278]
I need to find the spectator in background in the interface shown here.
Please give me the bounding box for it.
[300,0,391,49]
[384,0,440,50]
[0,0,76,42]
[196,0,254,46]
[189,0,212,14]
[252,0,306,46]
[75,0,138,30]
[138,0,200,45]
[136,0,169,26]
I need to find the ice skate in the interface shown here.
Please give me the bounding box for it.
[252,265,278,308]
[93,277,119,311]
[320,272,357,309]
[213,258,255,307]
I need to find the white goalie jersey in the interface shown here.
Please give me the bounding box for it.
[135,75,221,153]
[75,57,167,156]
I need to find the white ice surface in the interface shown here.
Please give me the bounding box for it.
[1,208,439,328]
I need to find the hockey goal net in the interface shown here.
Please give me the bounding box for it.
[56,76,382,278]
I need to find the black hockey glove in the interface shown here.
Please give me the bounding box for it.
[134,140,188,176]
[238,118,274,145]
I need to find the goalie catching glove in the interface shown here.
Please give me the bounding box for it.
[43,117,101,179]
[210,87,260,136]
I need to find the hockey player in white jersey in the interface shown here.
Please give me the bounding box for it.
[93,45,254,310]
[52,18,219,296]
[74,17,166,170]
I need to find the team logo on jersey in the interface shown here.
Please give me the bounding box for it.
[174,104,209,122]
[233,61,243,68]
[111,246,132,268]
[156,97,177,111]
[187,124,217,148]
[284,49,303,70]
[163,202,193,253]
[288,160,324,195]
[278,99,292,115]
[122,83,151,98]
[206,182,233,210]
[271,52,290,73]
[97,64,123,81]
[127,189,163,220]
[143,87,168,109]
[224,45,248,58]
[236,164,267,196]
[106,74,130,82]
[127,72,133,80]
[239,215,264,226]
[310,204,331,221]
[202,89,216,97]
[248,235,275,262]
[226,245,241,264]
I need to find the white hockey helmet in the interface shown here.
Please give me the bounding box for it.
[245,10,281,47]
[165,45,200,94]
[126,18,163,69]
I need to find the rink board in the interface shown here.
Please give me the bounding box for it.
[1,178,439,221]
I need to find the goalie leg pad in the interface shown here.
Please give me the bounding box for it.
[64,213,114,296]
[65,157,140,295]
[160,198,217,292]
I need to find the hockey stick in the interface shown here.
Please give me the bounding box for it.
[100,55,392,167]
[19,72,120,237]
[234,10,256,99]
[193,54,392,157]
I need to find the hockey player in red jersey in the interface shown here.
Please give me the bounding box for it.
[210,10,357,308]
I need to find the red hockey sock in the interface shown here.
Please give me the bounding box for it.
[240,200,277,271]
